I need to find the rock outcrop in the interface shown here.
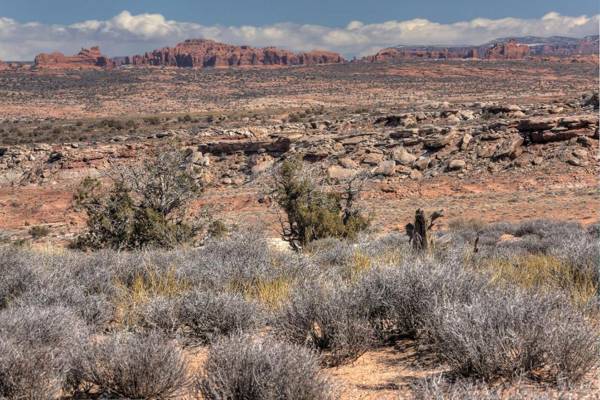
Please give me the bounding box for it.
[364,36,598,62]
[364,46,478,62]
[34,46,114,70]
[485,40,529,60]
[124,39,345,68]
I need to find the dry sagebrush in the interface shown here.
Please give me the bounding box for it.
[197,334,334,400]
[66,331,188,398]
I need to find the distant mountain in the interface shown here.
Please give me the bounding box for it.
[363,36,599,62]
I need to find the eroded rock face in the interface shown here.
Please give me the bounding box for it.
[124,39,345,68]
[364,46,478,62]
[363,36,598,62]
[34,47,114,70]
[518,115,598,143]
[485,40,530,60]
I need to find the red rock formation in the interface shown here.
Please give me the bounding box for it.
[0,60,7,71]
[363,36,598,63]
[34,46,114,69]
[485,40,530,60]
[125,39,344,68]
[364,46,478,62]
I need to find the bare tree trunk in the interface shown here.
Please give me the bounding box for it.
[405,208,443,252]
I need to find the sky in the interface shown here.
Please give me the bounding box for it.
[0,0,598,60]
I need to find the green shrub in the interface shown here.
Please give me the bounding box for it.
[273,158,369,250]
[72,149,202,250]
[28,225,50,239]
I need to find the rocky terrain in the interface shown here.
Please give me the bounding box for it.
[0,59,597,242]
[122,38,345,68]
[364,35,599,61]
[0,44,599,400]
[34,46,114,70]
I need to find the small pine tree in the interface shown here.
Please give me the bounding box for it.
[273,158,369,250]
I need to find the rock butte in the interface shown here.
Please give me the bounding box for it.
[121,39,345,68]
[34,46,114,70]
[363,36,599,62]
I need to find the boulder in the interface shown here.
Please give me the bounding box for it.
[484,104,522,114]
[559,115,597,130]
[327,165,358,180]
[460,133,473,150]
[250,158,274,175]
[572,149,588,159]
[198,138,290,155]
[362,152,384,166]
[424,135,451,149]
[409,169,423,180]
[518,117,558,132]
[530,130,586,144]
[493,136,524,159]
[390,129,418,139]
[447,159,466,171]
[373,160,396,176]
[339,157,359,169]
[392,147,417,166]
[414,157,430,171]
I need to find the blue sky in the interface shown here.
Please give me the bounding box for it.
[0,0,598,60]
[2,0,598,26]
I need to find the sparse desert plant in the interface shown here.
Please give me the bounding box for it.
[273,158,369,250]
[486,254,598,305]
[113,266,190,327]
[72,148,203,250]
[274,279,373,366]
[137,295,181,335]
[196,334,334,400]
[411,375,501,400]
[351,259,488,341]
[0,247,35,309]
[28,225,50,239]
[410,374,571,400]
[0,305,88,399]
[424,288,599,383]
[0,338,56,400]
[0,305,87,349]
[177,229,299,294]
[173,289,263,344]
[66,331,188,398]
[8,251,117,328]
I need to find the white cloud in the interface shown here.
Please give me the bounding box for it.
[0,10,598,60]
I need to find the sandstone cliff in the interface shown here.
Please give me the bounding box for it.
[364,36,597,62]
[34,46,114,69]
[123,39,344,68]
[364,46,478,62]
[485,40,529,59]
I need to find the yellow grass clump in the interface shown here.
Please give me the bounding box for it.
[113,266,190,326]
[487,254,598,306]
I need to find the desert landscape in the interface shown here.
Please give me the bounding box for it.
[0,5,599,399]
